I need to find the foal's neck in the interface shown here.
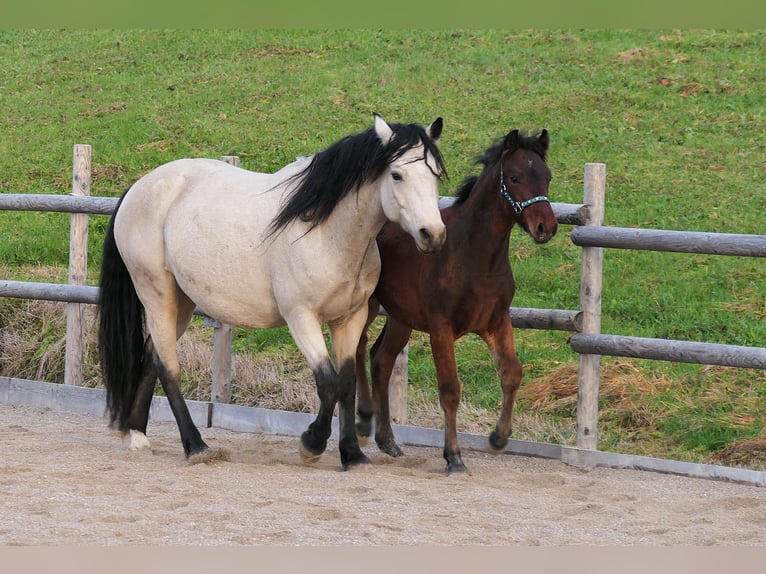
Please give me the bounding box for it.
[451,163,517,272]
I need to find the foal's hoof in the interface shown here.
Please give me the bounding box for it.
[355,418,373,445]
[357,434,371,448]
[377,439,404,458]
[488,430,509,454]
[445,453,468,475]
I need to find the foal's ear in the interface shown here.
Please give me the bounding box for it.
[426,117,443,145]
[373,113,394,145]
[538,129,550,152]
[503,129,520,150]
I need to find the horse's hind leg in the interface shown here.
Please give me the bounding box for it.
[143,294,209,458]
[123,337,160,451]
[355,297,379,443]
[369,318,412,458]
[480,319,522,453]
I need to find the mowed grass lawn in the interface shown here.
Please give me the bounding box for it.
[0,29,764,467]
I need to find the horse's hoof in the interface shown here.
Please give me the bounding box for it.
[488,430,509,454]
[128,429,151,451]
[342,453,372,471]
[357,434,370,447]
[299,442,322,465]
[299,430,326,465]
[188,447,230,465]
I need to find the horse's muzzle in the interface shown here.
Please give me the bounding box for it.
[417,225,447,254]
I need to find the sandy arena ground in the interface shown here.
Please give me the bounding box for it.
[1,403,765,546]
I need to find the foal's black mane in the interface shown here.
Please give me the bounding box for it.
[453,130,548,205]
[268,121,446,235]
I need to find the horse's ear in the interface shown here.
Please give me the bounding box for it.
[426,117,443,145]
[538,129,550,152]
[373,113,394,145]
[503,129,520,150]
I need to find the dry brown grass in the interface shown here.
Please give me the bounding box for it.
[2,297,764,469]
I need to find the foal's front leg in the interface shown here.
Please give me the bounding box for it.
[481,319,522,453]
[430,328,466,474]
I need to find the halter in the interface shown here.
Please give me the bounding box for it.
[499,162,550,217]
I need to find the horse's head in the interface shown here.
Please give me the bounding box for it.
[499,129,557,244]
[374,114,447,254]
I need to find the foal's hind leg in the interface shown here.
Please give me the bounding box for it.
[369,318,412,458]
[480,319,522,453]
[355,297,380,444]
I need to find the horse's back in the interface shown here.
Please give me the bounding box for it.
[113,158,292,325]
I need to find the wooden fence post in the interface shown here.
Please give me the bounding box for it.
[64,144,91,386]
[208,155,238,403]
[576,163,606,449]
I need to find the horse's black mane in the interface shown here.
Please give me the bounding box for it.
[453,130,548,205]
[268,121,446,235]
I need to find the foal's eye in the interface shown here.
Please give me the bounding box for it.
[391,171,403,182]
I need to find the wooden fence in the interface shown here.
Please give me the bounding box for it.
[2,144,765,454]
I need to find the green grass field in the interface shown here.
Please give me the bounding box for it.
[1,29,764,468]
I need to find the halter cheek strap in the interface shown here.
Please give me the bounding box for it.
[499,163,550,217]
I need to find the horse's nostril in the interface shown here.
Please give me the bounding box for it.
[419,228,433,243]
[537,223,546,237]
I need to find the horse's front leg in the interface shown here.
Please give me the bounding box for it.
[430,328,466,474]
[480,318,522,453]
[330,306,374,469]
[288,310,369,469]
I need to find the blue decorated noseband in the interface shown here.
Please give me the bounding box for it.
[499,162,550,217]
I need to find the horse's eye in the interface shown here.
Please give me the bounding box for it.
[391,171,403,182]
[509,175,519,184]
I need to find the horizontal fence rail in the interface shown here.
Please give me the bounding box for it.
[2,193,590,226]
[570,333,766,370]
[0,280,582,333]
[0,193,118,215]
[571,226,766,257]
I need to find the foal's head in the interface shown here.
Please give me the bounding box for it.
[496,129,557,243]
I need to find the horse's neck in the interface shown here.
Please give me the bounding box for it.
[327,181,387,258]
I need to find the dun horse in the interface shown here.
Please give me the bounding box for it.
[98,114,447,469]
[355,129,556,473]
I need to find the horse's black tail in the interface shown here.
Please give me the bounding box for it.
[98,192,146,431]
